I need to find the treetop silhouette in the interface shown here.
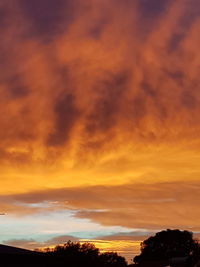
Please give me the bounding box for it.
[134,229,200,265]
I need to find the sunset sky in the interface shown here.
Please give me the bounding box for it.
[0,0,200,262]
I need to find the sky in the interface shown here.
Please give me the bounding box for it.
[0,0,200,263]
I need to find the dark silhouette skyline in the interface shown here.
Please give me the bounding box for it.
[0,229,199,267]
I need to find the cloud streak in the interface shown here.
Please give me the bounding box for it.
[1,181,199,231]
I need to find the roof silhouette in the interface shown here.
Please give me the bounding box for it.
[0,244,35,255]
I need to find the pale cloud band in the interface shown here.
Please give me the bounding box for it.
[1,181,200,231]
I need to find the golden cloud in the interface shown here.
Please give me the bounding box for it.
[0,0,200,241]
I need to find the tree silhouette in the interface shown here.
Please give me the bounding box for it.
[47,241,128,267]
[100,252,127,267]
[134,229,199,264]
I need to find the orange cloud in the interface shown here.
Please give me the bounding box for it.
[0,2,200,260]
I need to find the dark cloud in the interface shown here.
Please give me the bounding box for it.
[135,0,172,37]
[88,18,108,39]
[181,90,197,109]
[137,0,171,18]
[6,74,29,99]
[168,33,185,53]
[0,5,8,28]
[140,81,157,98]
[20,0,75,40]
[85,71,129,135]
[180,0,200,28]
[165,70,184,82]
[47,93,80,146]
[131,96,147,123]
